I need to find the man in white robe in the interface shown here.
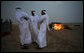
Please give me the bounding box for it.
[30,10,39,45]
[15,8,32,49]
[37,10,50,49]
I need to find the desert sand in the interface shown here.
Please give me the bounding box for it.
[1,23,83,52]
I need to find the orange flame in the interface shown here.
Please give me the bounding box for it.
[52,24,64,30]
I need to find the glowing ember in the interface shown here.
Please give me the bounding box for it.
[52,24,64,30]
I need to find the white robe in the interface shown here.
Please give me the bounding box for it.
[38,14,49,48]
[16,10,32,45]
[30,15,39,44]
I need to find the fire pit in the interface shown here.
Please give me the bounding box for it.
[49,22,72,30]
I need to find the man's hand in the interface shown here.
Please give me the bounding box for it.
[21,16,29,21]
[48,27,50,31]
[40,20,44,24]
[39,18,46,24]
[23,17,29,20]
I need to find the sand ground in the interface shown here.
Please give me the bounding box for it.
[1,23,83,52]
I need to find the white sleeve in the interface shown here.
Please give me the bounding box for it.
[39,16,45,22]
[46,16,50,31]
[46,15,49,28]
[22,12,30,19]
[17,17,23,24]
[16,13,23,24]
[47,18,49,27]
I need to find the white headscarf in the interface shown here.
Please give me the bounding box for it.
[43,10,48,16]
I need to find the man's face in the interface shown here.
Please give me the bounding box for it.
[41,11,45,15]
[31,11,35,16]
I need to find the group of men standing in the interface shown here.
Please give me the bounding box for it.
[15,8,50,49]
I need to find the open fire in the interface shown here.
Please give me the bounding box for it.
[52,24,65,30]
[49,22,72,30]
[49,22,66,30]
